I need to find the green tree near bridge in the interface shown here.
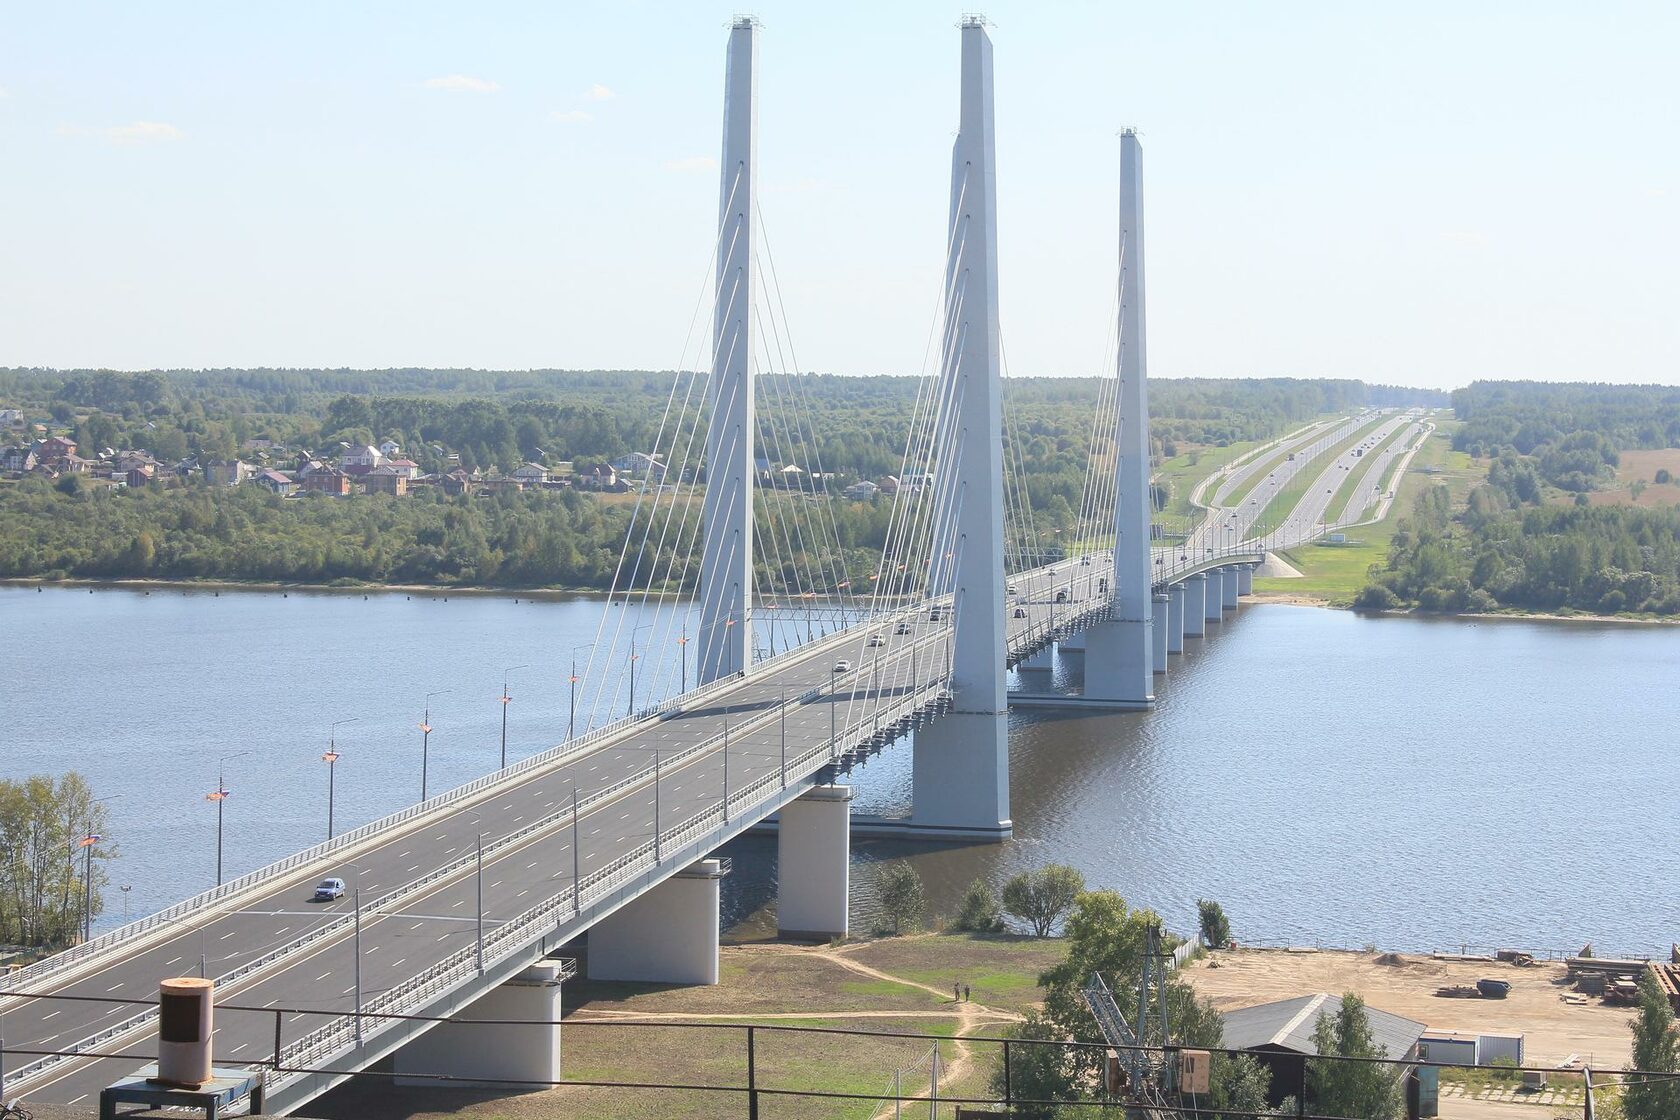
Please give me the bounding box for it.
[0,773,116,948]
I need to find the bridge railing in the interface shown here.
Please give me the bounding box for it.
[0,646,783,999]
[266,659,956,1096]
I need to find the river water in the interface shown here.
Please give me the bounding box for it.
[1,585,1675,955]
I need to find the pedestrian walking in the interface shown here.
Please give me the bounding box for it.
[964,983,971,1002]
[954,982,961,1002]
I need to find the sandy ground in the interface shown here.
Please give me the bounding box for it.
[1182,948,1636,1069]
[1254,552,1304,578]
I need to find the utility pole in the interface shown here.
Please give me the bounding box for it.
[324,718,357,840]
[499,665,527,769]
[421,689,451,801]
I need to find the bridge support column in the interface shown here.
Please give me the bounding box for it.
[908,18,1010,841]
[1167,585,1186,653]
[587,858,726,985]
[1221,567,1240,610]
[1183,574,1207,638]
[393,961,567,1087]
[1237,563,1254,596]
[1082,619,1151,705]
[1203,570,1224,624]
[777,785,852,939]
[1151,594,1169,672]
[1059,630,1086,654]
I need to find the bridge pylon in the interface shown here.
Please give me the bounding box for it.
[909,16,1011,840]
[698,16,758,685]
[1083,128,1155,707]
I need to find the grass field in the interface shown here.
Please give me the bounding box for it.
[1253,418,1483,605]
[306,933,1069,1120]
[1584,447,1680,508]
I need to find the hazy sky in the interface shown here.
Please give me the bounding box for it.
[2,2,1675,389]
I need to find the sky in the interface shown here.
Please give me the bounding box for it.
[1,1,1676,390]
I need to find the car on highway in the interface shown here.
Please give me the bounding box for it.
[928,608,943,621]
[867,634,885,647]
[895,622,913,635]
[833,659,852,673]
[313,877,346,901]
[1013,607,1028,618]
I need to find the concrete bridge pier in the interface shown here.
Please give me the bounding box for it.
[1221,566,1240,610]
[1059,630,1086,654]
[1151,593,1169,672]
[586,858,728,984]
[1203,569,1225,624]
[911,714,1012,839]
[1081,617,1152,706]
[1238,563,1254,596]
[1167,584,1186,653]
[776,786,852,939]
[1183,574,1208,638]
[393,961,567,1087]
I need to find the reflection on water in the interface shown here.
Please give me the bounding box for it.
[3,587,1675,954]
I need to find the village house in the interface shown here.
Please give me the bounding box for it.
[512,462,550,487]
[363,464,408,496]
[204,459,254,487]
[253,469,296,496]
[340,445,384,475]
[385,458,421,480]
[1,446,39,474]
[125,464,157,488]
[1,409,27,435]
[610,451,665,478]
[574,463,627,492]
[843,479,879,501]
[378,438,403,458]
[299,468,351,496]
[441,469,476,496]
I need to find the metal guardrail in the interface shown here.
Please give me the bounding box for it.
[264,667,956,1094]
[7,627,957,1094]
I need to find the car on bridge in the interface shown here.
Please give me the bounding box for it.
[312,877,346,901]
[833,659,852,673]
[1014,607,1028,618]
[867,634,885,647]
[894,622,913,635]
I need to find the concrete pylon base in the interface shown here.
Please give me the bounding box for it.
[1167,585,1186,653]
[1082,618,1153,705]
[1183,575,1208,638]
[393,961,566,1087]
[1237,564,1254,596]
[1204,570,1225,623]
[1151,595,1170,673]
[586,859,726,985]
[1221,567,1240,610]
[910,712,1011,840]
[777,785,852,939]
[1058,631,1086,653]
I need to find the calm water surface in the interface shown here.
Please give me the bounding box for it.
[1,586,1674,954]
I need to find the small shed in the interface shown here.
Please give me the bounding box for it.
[1222,993,1425,1115]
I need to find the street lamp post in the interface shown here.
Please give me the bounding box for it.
[121,884,131,923]
[629,624,653,718]
[569,644,593,741]
[420,689,453,801]
[499,666,528,770]
[205,751,249,886]
[678,620,689,695]
[323,718,358,840]
[77,794,121,942]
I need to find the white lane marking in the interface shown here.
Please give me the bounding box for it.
[106,982,124,992]
[410,922,424,930]
[67,1093,89,1106]
[393,958,406,967]
[230,1042,249,1054]
[452,900,464,908]
[407,864,420,872]
[43,1010,61,1020]
[316,971,332,981]
[165,955,183,966]
[219,930,237,940]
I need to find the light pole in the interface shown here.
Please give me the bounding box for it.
[678,620,689,695]
[77,794,120,942]
[629,624,653,717]
[121,884,132,922]
[499,665,527,770]
[420,689,452,801]
[568,644,593,740]
[324,718,358,840]
[205,751,249,885]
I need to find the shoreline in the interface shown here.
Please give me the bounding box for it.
[1245,590,1680,627]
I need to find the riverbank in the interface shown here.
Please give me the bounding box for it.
[0,576,622,600]
[1244,590,1680,626]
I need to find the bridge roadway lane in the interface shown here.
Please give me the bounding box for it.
[1265,410,1421,543]
[1207,416,1345,509]
[10,563,1086,1105]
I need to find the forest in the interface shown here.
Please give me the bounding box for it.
[1359,382,1680,616]
[0,368,1438,590]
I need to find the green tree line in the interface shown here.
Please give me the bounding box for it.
[0,773,113,948]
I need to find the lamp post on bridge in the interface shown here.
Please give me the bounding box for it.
[499,665,528,770]
[568,643,593,740]
[205,751,249,886]
[420,689,452,802]
[76,794,120,942]
[628,623,654,718]
[323,718,358,840]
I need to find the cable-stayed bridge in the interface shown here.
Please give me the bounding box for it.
[0,18,1422,1113]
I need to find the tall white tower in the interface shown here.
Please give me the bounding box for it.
[697,17,758,684]
[1084,128,1155,705]
[910,16,1011,839]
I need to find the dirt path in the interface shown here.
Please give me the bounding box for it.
[812,940,1022,1119]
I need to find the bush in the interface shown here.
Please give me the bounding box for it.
[1353,583,1400,610]
[953,878,1004,932]
[1656,468,1672,484]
